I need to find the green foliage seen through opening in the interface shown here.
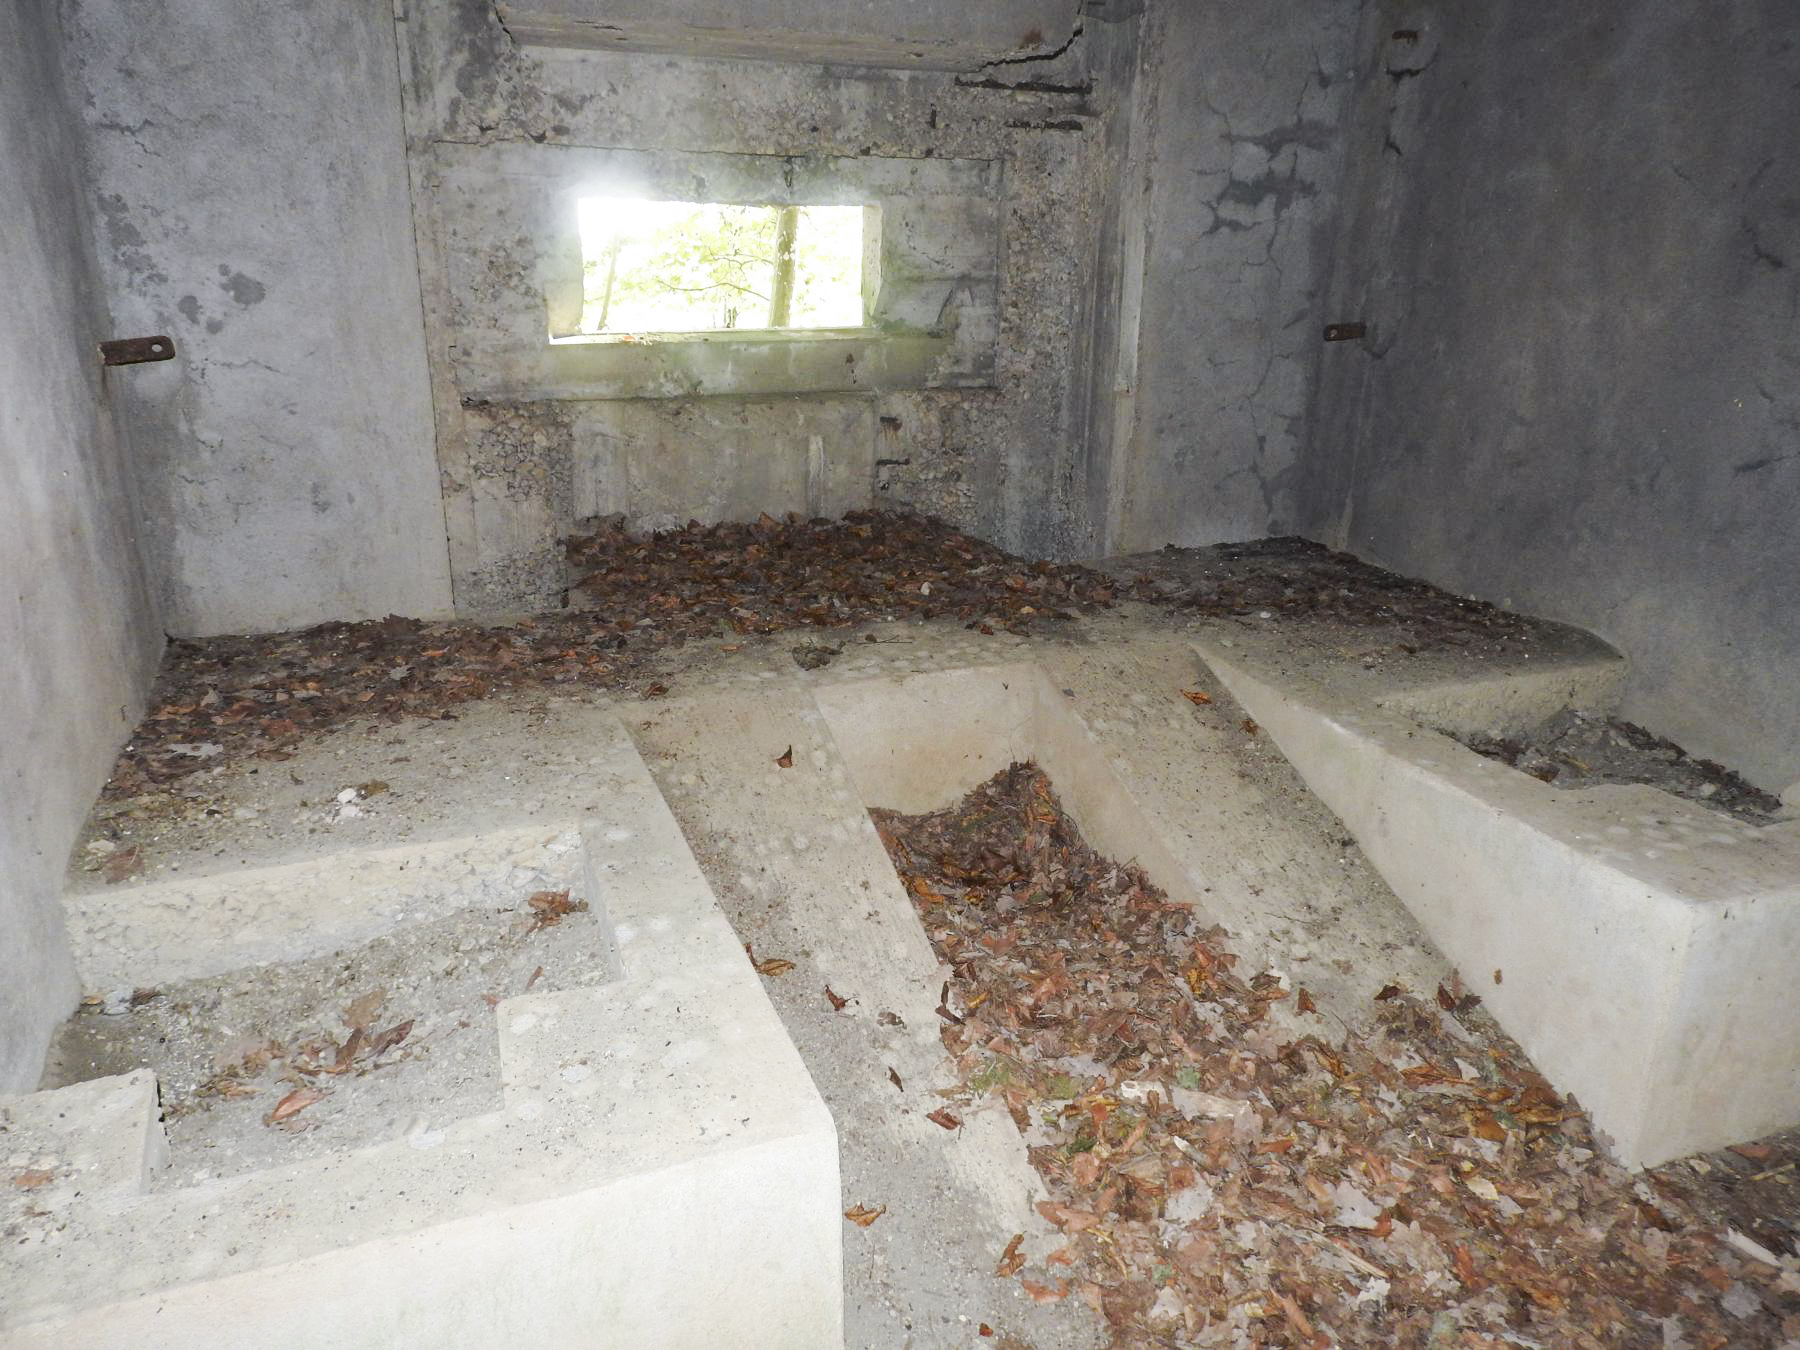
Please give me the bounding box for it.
[577,197,866,335]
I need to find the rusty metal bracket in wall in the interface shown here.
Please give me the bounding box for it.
[99,335,176,366]
[1323,323,1367,343]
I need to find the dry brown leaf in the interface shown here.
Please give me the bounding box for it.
[527,889,589,931]
[10,1169,54,1190]
[775,745,794,768]
[1019,1277,1068,1304]
[327,1028,365,1074]
[1036,1201,1101,1233]
[266,1085,324,1125]
[1180,689,1212,705]
[102,845,143,885]
[926,1107,962,1131]
[1469,1106,1508,1142]
[843,1203,886,1227]
[368,1020,413,1056]
[995,1233,1027,1278]
[1069,1152,1103,1188]
[824,987,849,1012]
[754,956,796,977]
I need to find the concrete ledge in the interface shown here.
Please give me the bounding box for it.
[5,713,840,1348]
[1199,642,1800,1168]
[1378,656,1627,738]
[64,825,587,993]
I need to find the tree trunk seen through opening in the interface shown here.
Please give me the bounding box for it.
[767,206,800,328]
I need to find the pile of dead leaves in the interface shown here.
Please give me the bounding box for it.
[566,509,1126,638]
[874,764,1797,1348]
[102,511,1128,803]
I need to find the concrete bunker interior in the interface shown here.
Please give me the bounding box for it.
[4,1,1800,1345]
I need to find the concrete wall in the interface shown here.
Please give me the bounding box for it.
[1109,1,1360,552]
[59,0,454,637]
[0,0,162,1090]
[399,3,1131,611]
[1307,2,1800,793]
[498,0,1080,70]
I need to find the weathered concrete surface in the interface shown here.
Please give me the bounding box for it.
[498,0,1082,71]
[0,0,161,1091]
[569,396,877,530]
[59,0,453,636]
[399,2,1122,610]
[1204,641,1800,1169]
[1110,1,1360,552]
[1307,2,1800,792]
[3,722,841,1348]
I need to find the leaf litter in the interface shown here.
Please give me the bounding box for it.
[873,763,1799,1348]
[98,511,1126,807]
[39,887,613,1188]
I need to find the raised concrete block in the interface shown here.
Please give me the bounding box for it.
[3,714,840,1349]
[1200,642,1800,1169]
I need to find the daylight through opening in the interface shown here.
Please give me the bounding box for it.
[575,197,868,335]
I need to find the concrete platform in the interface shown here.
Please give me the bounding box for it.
[1199,639,1800,1169]
[2,709,840,1349]
[24,612,1794,1343]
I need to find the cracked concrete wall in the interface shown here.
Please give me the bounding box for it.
[495,0,1082,70]
[1307,3,1800,794]
[398,0,1126,612]
[0,0,162,1089]
[1109,2,1361,552]
[58,0,454,636]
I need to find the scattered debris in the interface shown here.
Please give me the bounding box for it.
[41,883,608,1187]
[526,889,588,932]
[792,642,842,671]
[874,762,1793,1345]
[1457,708,1784,825]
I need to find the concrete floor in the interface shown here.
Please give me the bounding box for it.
[18,588,1785,1346]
